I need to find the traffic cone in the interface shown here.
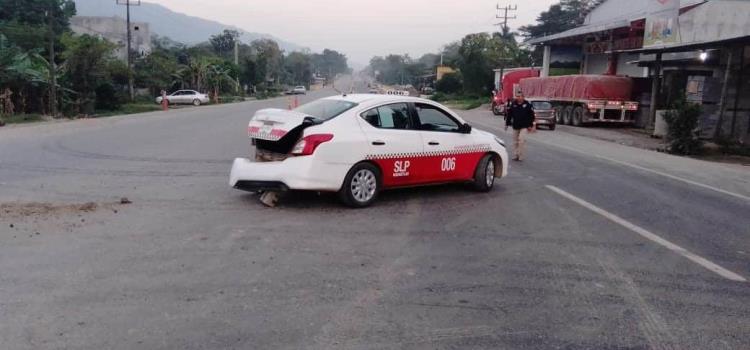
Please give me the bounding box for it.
[293,96,299,108]
[287,96,293,110]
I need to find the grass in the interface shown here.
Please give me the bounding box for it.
[0,113,45,125]
[94,103,161,117]
[430,92,487,110]
[437,96,486,110]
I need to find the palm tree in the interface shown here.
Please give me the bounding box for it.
[205,64,234,103]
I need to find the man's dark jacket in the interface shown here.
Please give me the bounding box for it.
[505,100,535,130]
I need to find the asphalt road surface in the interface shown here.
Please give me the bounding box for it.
[1,77,749,349]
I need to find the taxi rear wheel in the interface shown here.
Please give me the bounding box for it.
[339,162,381,208]
[472,154,495,192]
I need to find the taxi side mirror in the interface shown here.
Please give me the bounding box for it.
[459,123,472,134]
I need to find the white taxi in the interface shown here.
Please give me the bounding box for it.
[229,94,508,207]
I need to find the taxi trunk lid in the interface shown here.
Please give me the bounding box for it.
[248,108,321,156]
[248,108,312,141]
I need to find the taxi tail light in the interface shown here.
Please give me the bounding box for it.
[291,134,334,155]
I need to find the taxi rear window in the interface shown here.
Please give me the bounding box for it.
[294,99,358,121]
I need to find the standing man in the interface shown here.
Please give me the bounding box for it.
[505,92,535,161]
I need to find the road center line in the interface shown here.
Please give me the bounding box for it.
[472,119,749,202]
[546,185,747,282]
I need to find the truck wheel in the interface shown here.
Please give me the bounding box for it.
[339,162,381,208]
[572,106,584,126]
[492,104,502,116]
[563,106,574,125]
[553,106,563,124]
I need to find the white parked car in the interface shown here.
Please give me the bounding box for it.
[155,90,210,106]
[229,94,509,207]
[292,86,307,95]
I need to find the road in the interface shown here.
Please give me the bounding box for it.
[1,77,749,349]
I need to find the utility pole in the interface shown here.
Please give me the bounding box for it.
[117,0,141,101]
[47,8,57,118]
[495,4,517,32]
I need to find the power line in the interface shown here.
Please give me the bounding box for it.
[495,4,517,32]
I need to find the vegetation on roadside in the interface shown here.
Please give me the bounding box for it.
[431,92,485,110]
[366,1,594,98]
[663,99,704,155]
[367,28,531,97]
[0,1,349,125]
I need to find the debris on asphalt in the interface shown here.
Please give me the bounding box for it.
[120,197,132,205]
[259,191,279,207]
[79,202,97,212]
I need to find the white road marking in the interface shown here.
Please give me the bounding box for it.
[472,119,750,202]
[546,185,747,282]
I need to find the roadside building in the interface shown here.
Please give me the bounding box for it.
[70,16,152,62]
[436,65,456,81]
[525,0,749,141]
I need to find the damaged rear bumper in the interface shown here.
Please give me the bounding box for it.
[228,157,349,192]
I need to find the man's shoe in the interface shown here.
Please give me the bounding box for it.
[512,156,520,161]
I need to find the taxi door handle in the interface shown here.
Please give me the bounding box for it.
[428,141,440,146]
[372,141,386,146]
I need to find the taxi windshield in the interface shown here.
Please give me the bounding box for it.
[294,99,357,121]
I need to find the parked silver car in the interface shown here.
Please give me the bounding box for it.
[155,90,210,106]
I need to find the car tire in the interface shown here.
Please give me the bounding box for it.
[563,106,574,125]
[193,99,201,106]
[572,106,584,126]
[339,162,381,208]
[472,154,495,192]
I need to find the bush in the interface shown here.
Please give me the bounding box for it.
[430,92,447,102]
[663,99,703,155]
[716,137,750,157]
[435,73,463,94]
[95,83,122,111]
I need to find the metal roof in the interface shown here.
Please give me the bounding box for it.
[525,19,630,45]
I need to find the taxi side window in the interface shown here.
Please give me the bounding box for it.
[360,103,412,130]
[414,103,460,132]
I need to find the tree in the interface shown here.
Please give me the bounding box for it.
[205,64,234,102]
[251,38,282,85]
[519,0,593,40]
[1,0,76,116]
[209,29,240,58]
[284,51,312,86]
[134,49,179,95]
[456,33,496,94]
[60,33,115,114]
[435,72,462,94]
[312,49,348,80]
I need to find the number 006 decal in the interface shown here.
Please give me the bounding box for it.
[440,157,457,171]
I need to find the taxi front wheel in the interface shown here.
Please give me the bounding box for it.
[339,162,381,208]
[472,154,495,192]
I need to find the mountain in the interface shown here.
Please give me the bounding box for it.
[73,0,306,52]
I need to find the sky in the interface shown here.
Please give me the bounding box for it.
[145,0,557,67]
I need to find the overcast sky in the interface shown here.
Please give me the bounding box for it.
[145,0,557,66]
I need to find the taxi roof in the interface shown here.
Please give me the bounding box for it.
[323,93,430,105]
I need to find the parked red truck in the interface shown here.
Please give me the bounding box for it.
[491,68,540,115]
[493,68,640,126]
[519,74,639,126]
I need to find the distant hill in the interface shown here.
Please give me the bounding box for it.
[73,0,306,52]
